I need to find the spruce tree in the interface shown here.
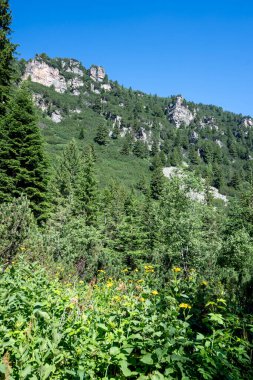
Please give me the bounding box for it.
[0,87,50,221]
[120,132,133,155]
[0,0,16,116]
[150,167,165,200]
[94,124,108,145]
[79,128,85,140]
[75,145,98,225]
[54,139,81,201]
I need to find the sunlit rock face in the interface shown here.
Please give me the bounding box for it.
[90,66,106,82]
[241,117,253,128]
[23,60,68,93]
[167,96,195,127]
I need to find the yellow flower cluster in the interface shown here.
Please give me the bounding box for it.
[201,280,208,286]
[151,290,159,295]
[173,267,181,273]
[112,295,121,302]
[179,303,192,309]
[98,269,105,273]
[106,278,114,288]
[144,265,154,273]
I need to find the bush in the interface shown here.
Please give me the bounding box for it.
[0,196,33,266]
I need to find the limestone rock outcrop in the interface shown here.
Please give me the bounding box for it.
[23,60,67,93]
[23,58,84,96]
[167,96,195,127]
[199,116,219,131]
[241,117,253,128]
[90,66,106,82]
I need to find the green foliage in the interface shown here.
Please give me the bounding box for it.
[0,197,33,266]
[94,124,109,145]
[150,167,165,200]
[0,86,50,221]
[75,146,99,225]
[54,139,81,201]
[78,128,85,140]
[0,0,16,116]
[0,259,252,379]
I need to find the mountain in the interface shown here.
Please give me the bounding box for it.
[19,53,253,196]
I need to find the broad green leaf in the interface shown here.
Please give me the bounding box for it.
[20,365,32,379]
[0,364,6,374]
[141,353,154,365]
[109,346,120,356]
[119,361,132,377]
[40,364,55,380]
[196,333,205,341]
[34,309,50,321]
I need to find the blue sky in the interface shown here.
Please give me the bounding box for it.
[11,0,253,116]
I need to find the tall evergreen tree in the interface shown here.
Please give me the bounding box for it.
[0,0,16,116]
[94,124,108,145]
[150,167,165,200]
[75,145,98,225]
[54,139,81,201]
[0,86,50,221]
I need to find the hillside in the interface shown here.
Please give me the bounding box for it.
[19,54,253,196]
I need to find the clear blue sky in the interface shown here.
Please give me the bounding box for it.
[11,0,253,116]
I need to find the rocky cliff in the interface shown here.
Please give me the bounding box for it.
[167,96,195,127]
[23,60,68,93]
[23,57,85,96]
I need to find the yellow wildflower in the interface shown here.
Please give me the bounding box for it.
[79,280,84,284]
[139,297,145,302]
[122,268,129,273]
[98,269,105,273]
[144,265,155,273]
[106,282,113,288]
[112,295,121,302]
[173,267,181,273]
[201,280,208,286]
[20,247,26,251]
[151,290,159,295]
[179,303,192,309]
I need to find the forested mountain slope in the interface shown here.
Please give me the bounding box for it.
[19,54,253,196]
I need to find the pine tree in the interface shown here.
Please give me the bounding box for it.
[0,0,16,116]
[120,134,133,155]
[132,140,149,158]
[79,128,85,140]
[0,86,50,221]
[55,139,81,200]
[212,163,224,190]
[75,145,98,225]
[94,124,108,145]
[113,194,148,268]
[150,167,165,200]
